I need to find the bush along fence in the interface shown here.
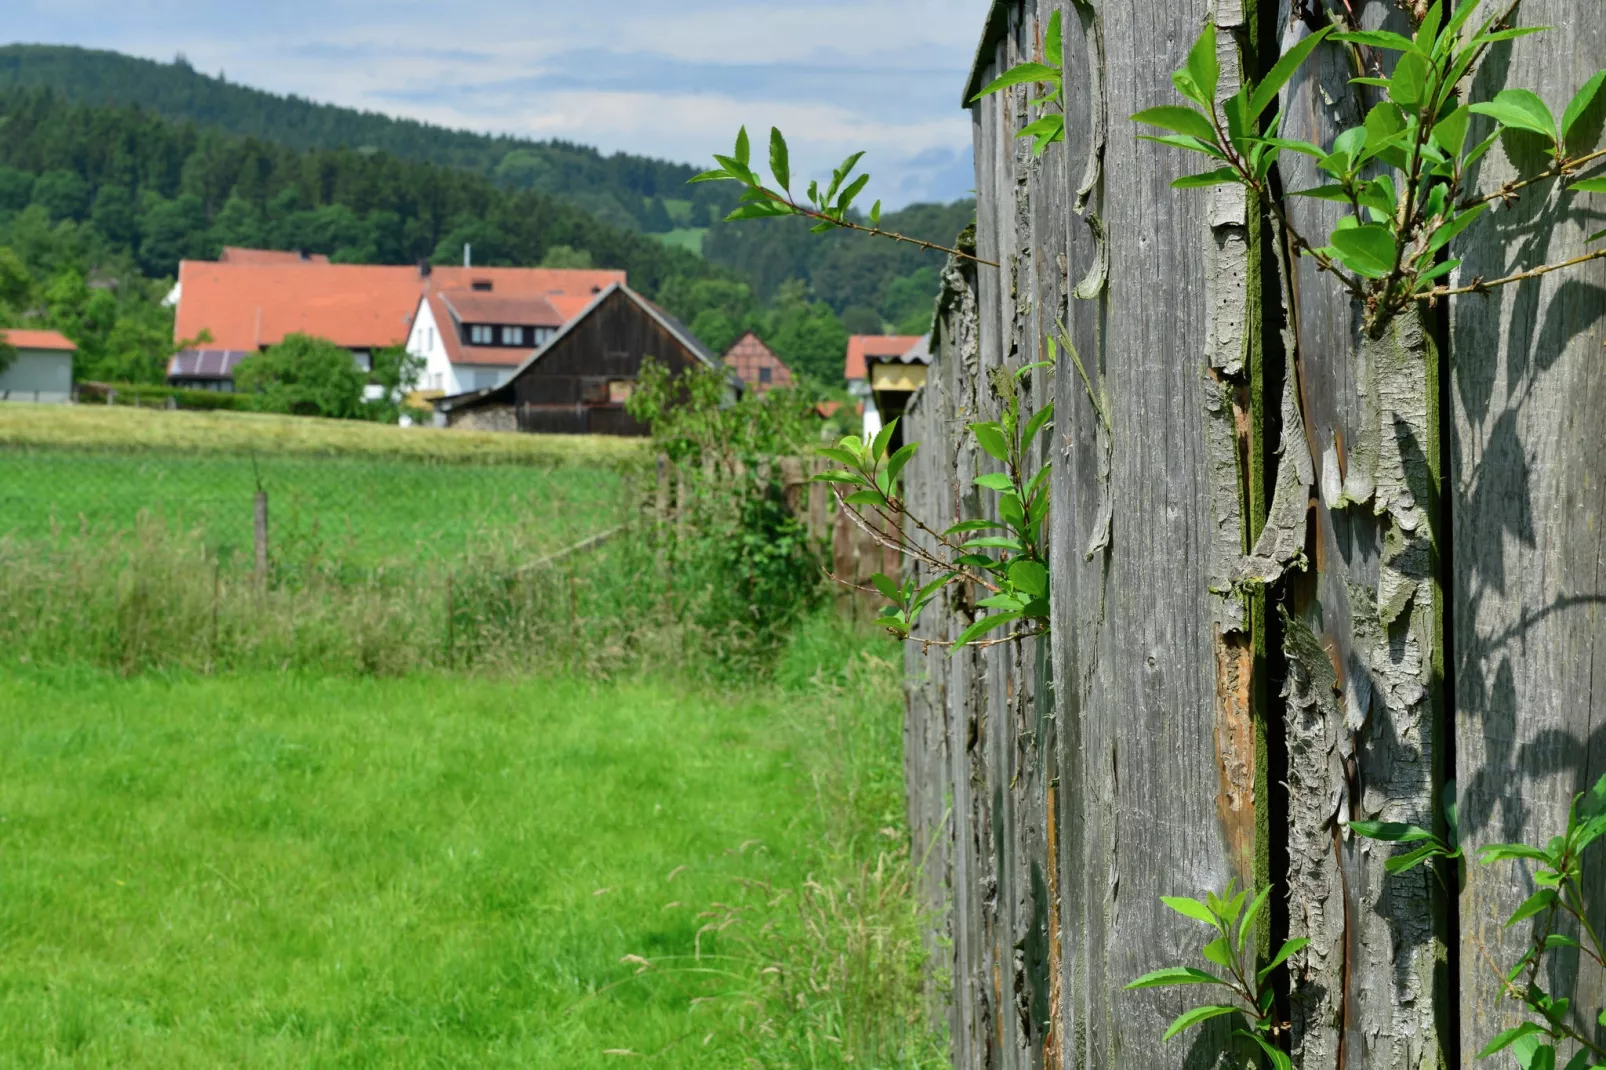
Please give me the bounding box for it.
[776,1,1606,1067]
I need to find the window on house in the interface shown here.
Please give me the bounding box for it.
[501,325,524,346]
[427,327,435,350]
[608,380,635,404]
[533,328,555,346]
[758,366,772,384]
[469,324,494,345]
[472,280,493,292]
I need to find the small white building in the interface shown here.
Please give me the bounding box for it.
[0,329,76,404]
[408,285,570,399]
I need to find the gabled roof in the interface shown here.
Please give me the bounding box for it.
[0,328,76,352]
[174,258,626,354]
[437,284,725,412]
[440,291,564,328]
[219,247,331,266]
[723,331,794,391]
[875,333,934,366]
[845,334,925,381]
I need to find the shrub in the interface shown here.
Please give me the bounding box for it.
[235,333,366,418]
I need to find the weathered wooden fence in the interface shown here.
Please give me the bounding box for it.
[900,2,1606,1067]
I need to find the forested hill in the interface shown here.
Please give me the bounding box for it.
[0,43,737,234]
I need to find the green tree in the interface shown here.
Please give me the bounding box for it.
[234,333,365,418]
[539,244,594,269]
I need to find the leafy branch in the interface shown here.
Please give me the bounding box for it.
[692,127,999,267]
[970,10,1068,157]
[812,357,1054,652]
[1126,881,1307,1070]
[1133,2,1606,334]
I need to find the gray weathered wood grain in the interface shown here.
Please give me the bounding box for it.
[1451,1,1606,1062]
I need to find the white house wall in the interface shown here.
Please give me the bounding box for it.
[0,350,73,403]
[408,299,461,396]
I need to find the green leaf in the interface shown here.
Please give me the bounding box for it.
[1563,71,1606,145]
[870,200,882,228]
[971,62,1064,102]
[1478,1024,1547,1060]
[1445,0,1481,41]
[1505,889,1558,927]
[1022,404,1054,447]
[689,167,732,185]
[1432,105,1471,157]
[978,592,1029,611]
[1131,105,1219,143]
[1044,9,1064,69]
[886,442,919,484]
[961,536,1025,551]
[871,417,899,461]
[1172,168,1242,189]
[870,573,902,603]
[1332,29,1418,52]
[1512,1035,1557,1070]
[1257,937,1309,983]
[1244,1032,1293,1070]
[975,472,1016,492]
[1571,178,1606,194]
[768,127,790,191]
[872,615,908,634]
[1008,559,1049,598]
[1161,1004,1240,1042]
[1469,89,1558,142]
[1416,2,1443,52]
[837,172,872,213]
[1187,23,1220,106]
[1020,114,1066,157]
[1390,51,1429,108]
[1161,896,1220,928]
[971,422,1011,462]
[1291,184,1355,203]
[946,519,1005,536]
[1329,223,1398,278]
[1349,821,1437,843]
[1477,843,1552,864]
[1413,259,1461,289]
[952,611,1021,651]
[1172,70,1207,108]
[1428,204,1487,254]
[1472,26,1549,46]
[1250,25,1334,119]
[1201,936,1235,970]
[1124,966,1231,990]
[1137,134,1228,159]
[724,201,790,222]
[1544,934,1583,951]
[1383,844,1445,874]
[734,126,751,168]
[1256,136,1326,158]
[843,490,885,508]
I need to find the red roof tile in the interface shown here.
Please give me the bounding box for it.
[0,329,76,352]
[844,334,924,381]
[439,291,564,328]
[174,259,626,356]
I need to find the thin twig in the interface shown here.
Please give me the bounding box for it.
[1461,147,1606,209]
[1414,246,1606,299]
[754,188,999,267]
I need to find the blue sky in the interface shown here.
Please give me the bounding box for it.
[6,0,985,208]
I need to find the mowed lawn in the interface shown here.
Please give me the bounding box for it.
[0,669,833,1068]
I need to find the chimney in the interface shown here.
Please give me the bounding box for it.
[463,243,472,269]
[418,260,432,278]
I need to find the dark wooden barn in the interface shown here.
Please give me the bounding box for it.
[433,283,726,435]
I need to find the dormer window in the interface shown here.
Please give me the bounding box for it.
[501,326,524,346]
[472,280,493,292]
[469,324,494,345]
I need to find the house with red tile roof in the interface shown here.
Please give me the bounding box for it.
[844,334,924,437]
[0,329,77,404]
[166,250,624,396]
[721,332,793,394]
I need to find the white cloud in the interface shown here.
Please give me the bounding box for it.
[6,0,987,207]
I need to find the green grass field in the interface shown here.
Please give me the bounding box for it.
[0,448,628,568]
[652,228,707,256]
[0,623,933,1068]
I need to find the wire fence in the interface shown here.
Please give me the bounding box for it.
[0,446,633,577]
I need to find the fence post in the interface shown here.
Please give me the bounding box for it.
[780,457,805,519]
[655,453,670,524]
[808,457,830,543]
[253,490,270,585]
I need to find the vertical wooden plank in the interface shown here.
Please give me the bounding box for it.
[1452,0,1606,1059]
[1277,5,1446,1066]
